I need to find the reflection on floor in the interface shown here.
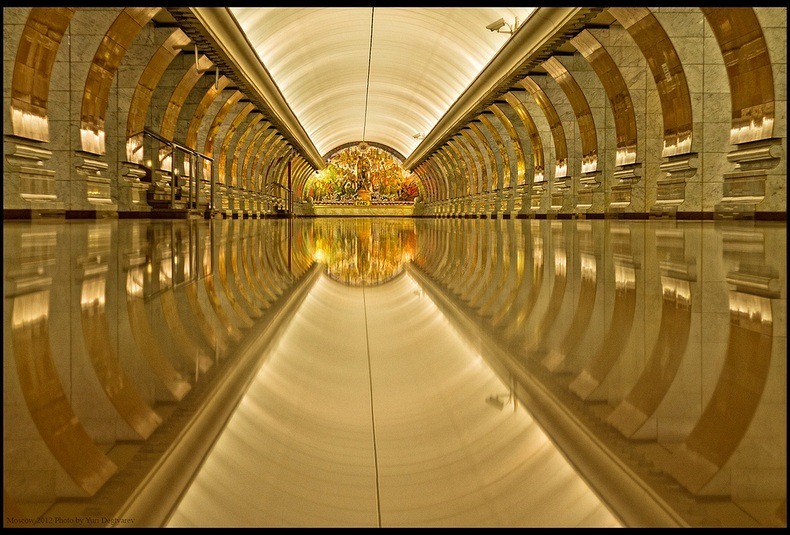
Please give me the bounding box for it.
[168,272,619,527]
[3,217,786,527]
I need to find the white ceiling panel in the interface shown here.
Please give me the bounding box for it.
[231,7,535,159]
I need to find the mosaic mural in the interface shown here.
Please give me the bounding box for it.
[306,144,421,205]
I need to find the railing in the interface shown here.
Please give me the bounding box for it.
[139,128,214,211]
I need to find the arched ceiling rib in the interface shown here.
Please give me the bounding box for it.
[231,7,536,160]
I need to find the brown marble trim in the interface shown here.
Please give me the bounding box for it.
[519,78,568,178]
[447,138,475,197]
[436,147,462,200]
[80,8,159,154]
[465,123,498,195]
[542,56,598,173]
[609,8,693,157]
[80,268,163,440]
[216,102,255,186]
[250,131,279,192]
[665,286,774,493]
[502,92,545,185]
[11,289,119,496]
[478,113,511,192]
[160,54,215,141]
[240,121,272,191]
[202,90,243,158]
[126,29,191,140]
[456,131,484,196]
[10,8,75,142]
[490,103,528,188]
[185,76,231,149]
[3,209,66,220]
[258,137,286,193]
[702,8,775,144]
[571,29,638,167]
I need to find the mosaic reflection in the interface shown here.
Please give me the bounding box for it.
[305,218,416,286]
[2,218,786,528]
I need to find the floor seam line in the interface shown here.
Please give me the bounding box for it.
[362,286,382,528]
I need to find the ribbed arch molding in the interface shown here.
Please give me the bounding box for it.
[231,7,536,160]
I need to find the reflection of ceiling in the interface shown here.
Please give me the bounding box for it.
[231,7,535,159]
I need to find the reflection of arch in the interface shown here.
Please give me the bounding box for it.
[490,221,527,327]
[126,267,192,401]
[10,8,75,141]
[569,250,638,399]
[503,222,545,338]
[80,8,160,154]
[184,280,229,358]
[80,273,162,439]
[12,289,117,496]
[607,275,692,437]
[664,289,774,494]
[570,29,638,167]
[523,230,567,354]
[239,222,272,307]
[701,8,775,144]
[158,262,214,374]
[228,222,264,317]
[542,250,598,372]
[483,220,522,319]
[216,225,255,327]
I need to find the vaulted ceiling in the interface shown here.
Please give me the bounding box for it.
[230,7,536,160]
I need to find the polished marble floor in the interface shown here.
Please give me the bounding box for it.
[3,217,786,527]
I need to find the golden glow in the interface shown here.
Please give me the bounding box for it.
[126,134,144,164]
[580,252,596,281]
[730,291,772,323]
[11,290,50,328]
[615,262,636,289]
[615,146,637,167]
[581,155,598,174]
[80,277,107,310]
[731,117,775,145]
[11,106,49,142]
[126,267,145,298]
[555,161,567,179]
[662,133,692,158]
[80,127,106,155]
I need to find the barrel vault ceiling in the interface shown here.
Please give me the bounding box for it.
[229,7,536,161]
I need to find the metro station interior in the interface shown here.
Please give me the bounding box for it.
[2,6,787,528]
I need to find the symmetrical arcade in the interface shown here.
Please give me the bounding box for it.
[3,7,787,220]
